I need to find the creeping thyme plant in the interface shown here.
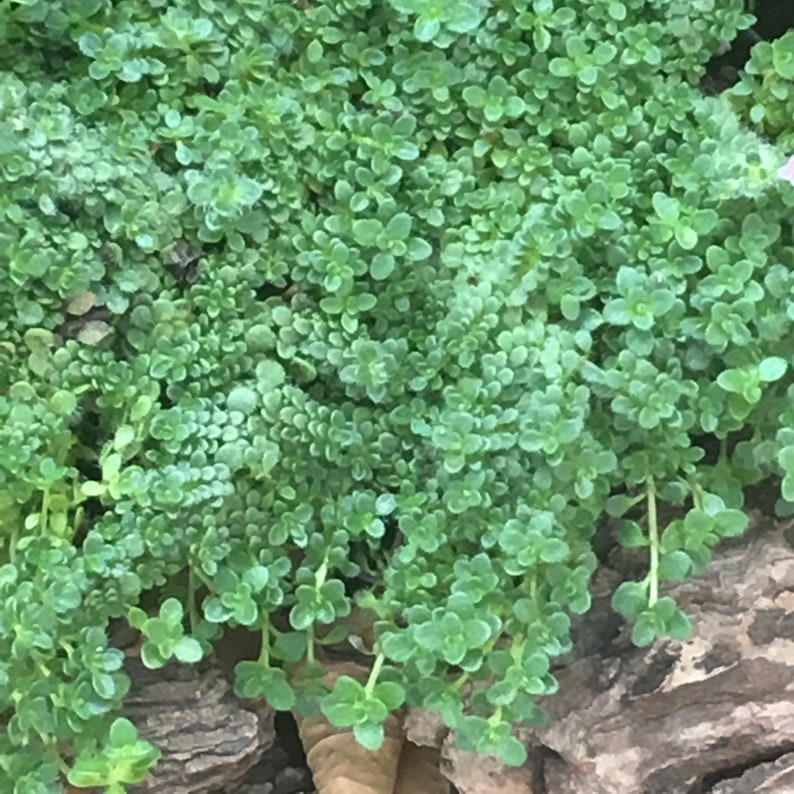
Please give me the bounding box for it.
[2,0,794,787]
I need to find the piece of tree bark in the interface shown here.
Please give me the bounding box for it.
[122,657,274,794]
[526,513,794,793]
[411,512,794,794]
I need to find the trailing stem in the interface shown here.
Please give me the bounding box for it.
[646,476,659,606]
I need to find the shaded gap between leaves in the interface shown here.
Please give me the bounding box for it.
[701,0,794,95]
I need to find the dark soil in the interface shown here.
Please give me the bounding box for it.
[234,712,315,794]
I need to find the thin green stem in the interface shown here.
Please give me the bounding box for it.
[315,558,328,588]
[305,550,330,667]
[191,565,214,591]
[8,526,17,562]
[187,567,199,635]
[509,634,525,663]
[258,619,270,666]
[451,671,470,691]
[647,476,659,606]
[364,651,385,698]
[306,627,315,666]
[72,504,84,537]
[691,481,705,510]
[487,706,503,726]
[40,488,50,535]
[34,657,51,679]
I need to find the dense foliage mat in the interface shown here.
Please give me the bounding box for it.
[2,0,794,790]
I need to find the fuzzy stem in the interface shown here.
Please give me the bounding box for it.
[487,706,503,726]
[647,477,659,606]
[187,567,199,635]
[364,651,385,698]
[306,627,315,665]
[258,619,270,666]
[40,489,50,534]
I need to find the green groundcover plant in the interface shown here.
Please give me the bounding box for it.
[1,0,794,788]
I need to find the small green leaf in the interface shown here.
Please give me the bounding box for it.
[783,473,794,503]
[306,39,323,63]
[652,192,679,221]
[675,226,698,250]
[385,212,412,241]
[130,395,154,422]
[243,564,270,591]
[606,494,641,517]
[234,662,296,710]
[92,672,117,699]
[617,520,647,547]
[227,386,257,413]
[717,369,747,394]
[108,717,138,747]
[114,425,136,449]
[540,538,569,563]
[353,721,385,750]
[611,581,648,619]
[256,360,286,390]
[658,550,693,580]
[462,85,487,107]
[370,253,395,280]
[666,607,693,639]
[631,614,658,647]
[758,356,787,382]
[713,509,749,537]
[140,643,167,669]
[548,57,575,77]
[102,452,122,480]
[82,481,106,497]
[51,389,78,415]
[410,14,440,41]
[373,681,406,711]
[273,631,308,662]
[375,493,396,514]
[380,631,415,662]
[352,218,384,246]
[128,607,147,630]
[773,40,794,79]
[497,735,528,766]
[406,237,432,261]
[321,698,358,727]
[174,636,203,663]
[159,598,184,626]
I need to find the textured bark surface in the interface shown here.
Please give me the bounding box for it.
[123,658,274,794]
[410,513,794,794]
[709,751,794,793]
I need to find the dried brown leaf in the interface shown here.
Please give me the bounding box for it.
[294,658,404,794]
[394,742,449,794]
